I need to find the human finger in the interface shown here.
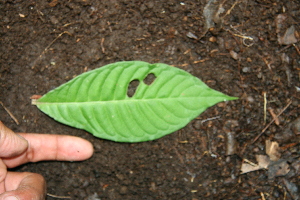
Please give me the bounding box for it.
[0,122,28,158]
[3,133,94,168]
[0,159,7,194]
[0,171,46,200]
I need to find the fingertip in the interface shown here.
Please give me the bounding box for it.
[12,134,94,163]
[60,136,94,161]
[81,139,94,159]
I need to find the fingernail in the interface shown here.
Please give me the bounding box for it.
[4,196,18,200]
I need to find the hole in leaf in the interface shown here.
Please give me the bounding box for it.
[127,79,140,97]
[143,73,156,85]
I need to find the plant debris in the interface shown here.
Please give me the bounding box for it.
[275,14,299,45]
[0,101,19,125]
[223,120,239,156]
[241,155,270,174]
[200,0,225,38]
[265,140,281,161]
[241,140,291,179]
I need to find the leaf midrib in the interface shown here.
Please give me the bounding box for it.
[36,96,229,105]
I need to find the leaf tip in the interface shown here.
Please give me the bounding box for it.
[225,96,239,101]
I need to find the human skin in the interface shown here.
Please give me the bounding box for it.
[0,121,94,200]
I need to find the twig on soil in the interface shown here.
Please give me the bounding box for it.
[293,44,300,55]
[0,101,19,125]
[101,37,105,53]
[277,42,300,56]
[224,27,254,47]
[224,0,241,16]
[193,58,210,64]
[47,193,71,199]
[277,44,292,53]
[268,108,280,125]
[31,31,71,69]
[252,99,292,143]
[261,56,273,71]
[263,92,267,125]
[201,116,221,124]
[260,192,266,200]
[242,158,257,167]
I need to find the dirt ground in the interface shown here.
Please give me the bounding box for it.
[1,0,299,199]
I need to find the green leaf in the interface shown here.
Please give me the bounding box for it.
[33,61,238,142]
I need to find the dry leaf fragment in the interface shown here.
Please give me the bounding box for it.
[265,140,281,161]
[278,25,298,45]
[241,162,261,174]
[240,155,270,174]
[275,14,288,34]
[242,137,294,179]
[241,160,260,174]
[275,14,299,45]
[200,0,225,38]
[241,140,283,175]
[268,159,290,179]
[256,155,271,169]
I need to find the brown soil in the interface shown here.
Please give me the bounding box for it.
[1,0,299,199]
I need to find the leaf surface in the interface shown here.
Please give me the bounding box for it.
[34,61,237,142]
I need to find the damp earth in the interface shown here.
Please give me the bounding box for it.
[1,0,299,199]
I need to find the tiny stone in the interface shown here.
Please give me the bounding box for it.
[209,36,217,42]
[242,67,251,73]
[230,50,239,60]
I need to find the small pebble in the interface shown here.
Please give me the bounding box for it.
[242,67,251,73]
[230,50,239,60]
[209,36,217,42]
